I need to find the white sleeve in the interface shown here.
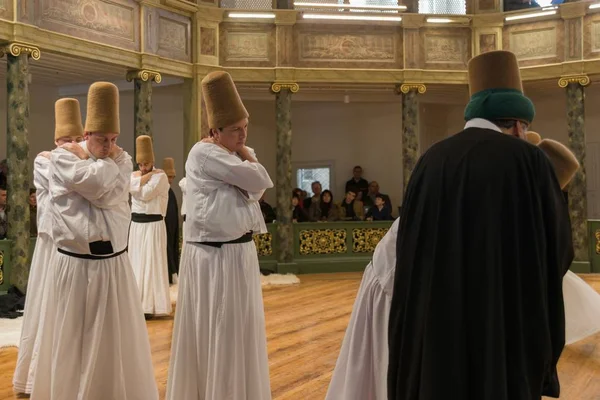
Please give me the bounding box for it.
[33,156,51,192]
[202,146,273,193]
[178,177,186,194]
[51,148,132,209]
[131,172,169,201]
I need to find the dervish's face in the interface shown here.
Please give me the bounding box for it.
[138,162,154,175]
[85,132,119,159]
[55,135,83,147]
[213,118,248,153]
[167,175,175,185]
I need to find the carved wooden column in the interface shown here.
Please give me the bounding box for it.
[1,43,40,293]
[271,82,299,268]
[126,69,161,163]
[183,71,209,158]
[559,75,590,270]
[396,83,426,196]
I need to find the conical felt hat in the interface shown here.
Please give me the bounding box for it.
[538,139,580,190]
[163,157,176,176]
[464,50,535,124]
[136,135,154,164]
[84,82,120,134]
[201,71,249,129]
[55,98,83,140]
[526,131,541,145]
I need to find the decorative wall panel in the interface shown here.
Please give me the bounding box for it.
[294,24,403,69]
[565,17,583,61]
[584,14,600,59]
[145,6,191,62]
[420,28,471,69]
[504,20,563,66]
[0,0,13,21]
[404,28,420,68]
[201,27,216,56]
[30,0,140,51]
[220,23,276,67]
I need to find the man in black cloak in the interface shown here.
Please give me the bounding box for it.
[387,50,574,400]
[163,157,180,284]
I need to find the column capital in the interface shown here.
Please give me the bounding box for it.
[558,75,590,88]
[271,82,299,94]
[126,69,162,83]
[395,83,427,95]
[0,42,40,60]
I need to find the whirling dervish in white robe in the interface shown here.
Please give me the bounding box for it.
[28,82,158,400]
[167,70,274,400]
[326,133,600,400]
[13,98,84,395]
[128,135,172,316]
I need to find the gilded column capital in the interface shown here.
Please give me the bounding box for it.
[126,69,162,84]
[271,82,299,94]
[396,83,427,94]
[0,42,41,60]
[558,75,590,88]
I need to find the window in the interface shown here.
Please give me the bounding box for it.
[294,163,334,197]
[220,0,273,9]
[418,0,466,14]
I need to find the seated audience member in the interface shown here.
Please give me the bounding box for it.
[292,194,309,223]
[345,166,369,199]
[339,188,364,221]
[366,195,393,221]
[259,193,276,223]
[364,181,392,213]
[293,188,306,209]
[304,181,322,209]
[309,190,340,222]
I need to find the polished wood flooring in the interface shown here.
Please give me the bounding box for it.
[1,272,600,399]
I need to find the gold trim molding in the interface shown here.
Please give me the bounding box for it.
[0,43,41,60]
[396,83,427,94]
[271,82,300,93]
[126,69,162,83]
[558,75,590,88]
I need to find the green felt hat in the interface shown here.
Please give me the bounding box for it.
[464,51,535,124]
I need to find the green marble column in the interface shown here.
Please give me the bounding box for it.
[3,43,40,293]
[398,84,426,196]
[561,76,589,266]
[126,69,161,163]
[271,82,299,266]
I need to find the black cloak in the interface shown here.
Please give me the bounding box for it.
[388,127,574,400]
[165,187,180,284]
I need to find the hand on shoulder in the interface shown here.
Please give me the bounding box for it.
[133,171,142,178]
[38,151,51,159]
[61,142,89,160]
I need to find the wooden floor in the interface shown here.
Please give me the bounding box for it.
[1,272,600,399]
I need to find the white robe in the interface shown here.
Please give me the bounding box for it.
[13,155,55,394]
[326,218,399,400]
[167,143,273,400]
[179,176,186,243]
[128,169,172,315]
[29,142,158,400]
[326,217,600,400]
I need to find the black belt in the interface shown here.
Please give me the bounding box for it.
[183,214,186,222]
[131,213,163,223]
[58,240,128,260]
[193,232,253,249]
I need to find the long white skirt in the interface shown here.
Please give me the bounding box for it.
[13,233,55,394]
[166,241,272,400]
[29,252,158,400]
[564,270,600,344]
[128,220,172,315]
[325,262,391,400]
